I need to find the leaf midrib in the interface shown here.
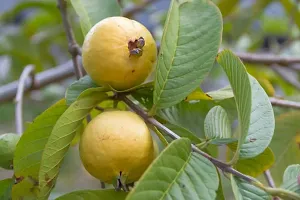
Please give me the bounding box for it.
[159,153,193,200]
[155,0,180,106]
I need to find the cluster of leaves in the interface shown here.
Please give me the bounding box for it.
[0,0,300,200]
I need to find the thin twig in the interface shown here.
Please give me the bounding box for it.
[57,0,83,79]
[15,65,35,135]
[270,97,300,109]
[234,52,300,66]
[123,0,159,17]
[272,65,300,90]
[263,170,280,200]
[264,170,276,188]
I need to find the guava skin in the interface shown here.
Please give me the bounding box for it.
[82,16,157,90]
[79,111,155,184]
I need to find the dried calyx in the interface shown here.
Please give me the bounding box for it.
[128,37,145,57]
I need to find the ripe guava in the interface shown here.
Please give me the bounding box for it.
[79,110,155,184]
[82,16,157,91]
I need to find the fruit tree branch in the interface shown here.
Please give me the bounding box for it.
[235,52,300,66]
[57,0,83,79]
[120,94,300,199]
[269,97,300,109]
[15,65,35,135]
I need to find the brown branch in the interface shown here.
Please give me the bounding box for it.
[123,0,159,17]
[57,0,83,79]
[15,65,35,135]
[263,170,280,200]
[235,52,300,66]
[270,97,300,109]
[0,60,74,103]
[272,65,300,90]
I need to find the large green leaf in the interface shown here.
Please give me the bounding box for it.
[158,101,214,139]
[152,0,222,110]
[231,175,271,200]
[0,178,13,200]
[164,123,202,144]
[204,106,232,140]
[126,138,219,200]
[70,0,121,36]
[235,147,275,178]
[217,50,252,164]
[65,75,108,105]
[56,189,127,200]
[281,164,300,194]
[239,75,275,158]
[269,111,300,184]
[38,90,108,199]
[13,99,68,199]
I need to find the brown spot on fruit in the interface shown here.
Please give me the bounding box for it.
[132,70,135,73]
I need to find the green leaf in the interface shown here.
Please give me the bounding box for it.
[231,175,271,200]
[217,50,252,164]
[65,75,107,105]
[164,123,202,144]
[56,189,127,200]
[281,164,300,194]
[126,138,219,200]
[269,111,300,184]
[70,0,121,36]
[152,0,222,110]
[184,87,213,101]
[13,99,68,181]
[239,75,275,158]
[204,106,232,140]
[131,86,154,110]
[206,85,234,101]
[0,178,13,200]
[38,90,108,199]
[158,101,214,139]
[0,133,20,169]
[209,138,238,145]
[235,147,275,178]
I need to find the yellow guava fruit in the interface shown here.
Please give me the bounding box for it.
[79,110,155,184]
[82,16,157,90]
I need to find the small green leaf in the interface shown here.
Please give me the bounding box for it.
[184,87,213,101]
[0,178,13,200]
[0,133,20,169]
[70,0,121,35]
[269,111,300,184]
[204,106,232,140]
[126,138,219,200]
[65,75,102,105]
[280,0,300,29]
[281,164,300,194]
[56,189,127,200]
[131,86,154,110]
[231,175,271,200]
[209,138,237,145]
[38,90,108,199]
[217,50,252,164]
[152,0,222,110]
[235,147,275,178]
[207,85,234,101]
[158,101,214,139]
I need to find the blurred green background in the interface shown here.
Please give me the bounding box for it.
[0,0,300,199]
